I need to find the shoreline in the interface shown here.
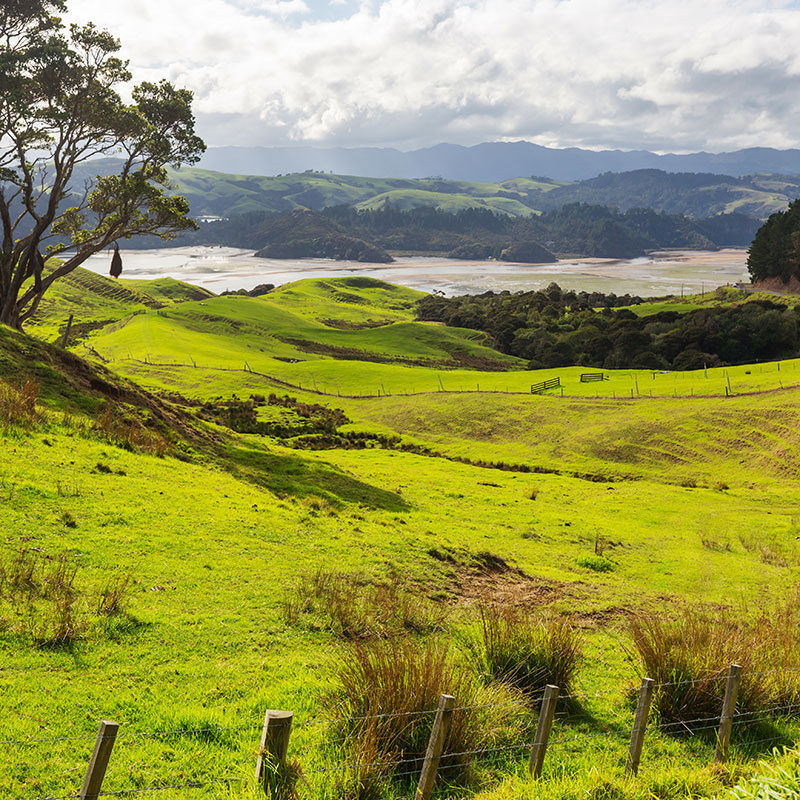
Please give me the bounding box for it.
[76,246,751,297]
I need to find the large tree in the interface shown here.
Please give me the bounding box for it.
[747,200,800,285]
[0,0,205,329]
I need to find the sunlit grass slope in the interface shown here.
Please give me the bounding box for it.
[88,277,524,374]
[26,265,212,342]
[165,166,563,217]
[354,188,537,216]
[3,323,800,798]
[6,272,800,800]
[72,277,800,399]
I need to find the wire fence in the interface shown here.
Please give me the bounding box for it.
[11,664,800,800]
[114,353,800,402]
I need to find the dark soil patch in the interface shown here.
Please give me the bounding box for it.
[319,318,394,330]
[428,547,572,608]
[275,336,447,367]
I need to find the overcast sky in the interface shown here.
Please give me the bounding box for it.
[66,0,800,153]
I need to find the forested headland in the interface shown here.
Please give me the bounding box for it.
[143,203,760,262]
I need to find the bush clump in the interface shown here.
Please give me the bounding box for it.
[465,605,582,697]
[630,597,800,724]
[576,554,615,572]
[329,639,524,798]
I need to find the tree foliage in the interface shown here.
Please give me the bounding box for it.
[417,286,800,369]
[747,200,800,284]
[0,0,205,328]
[158,203,760,261]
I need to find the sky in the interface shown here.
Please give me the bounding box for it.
[66,0,800,154]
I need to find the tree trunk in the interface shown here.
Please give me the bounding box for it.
[0,304,22,330]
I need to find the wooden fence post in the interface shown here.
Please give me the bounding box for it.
[60,314,74,349]
[255,709,293,796]
[714,664,742,763]
[529,684,559,778]
[626,678,655,775]
[79,720,119,800]
[415,694,455,800]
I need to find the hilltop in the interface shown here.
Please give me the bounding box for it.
[198,141,800,182]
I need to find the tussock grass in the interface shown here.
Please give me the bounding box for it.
[0,377,41,431]
[630,598,800,724]
[97,573,133,616]
[330,639,525,797]
[466,605,582,697]
[93,403,169,456]
[0,549,134,648]
[0,551,86,647]
[282,569,447,640]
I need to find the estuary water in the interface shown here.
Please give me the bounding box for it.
[78,246,750,298]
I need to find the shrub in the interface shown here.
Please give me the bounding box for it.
[282,570,447,640]
[0,377,41,431]
[466,605,582,697]
[629,598,800,724]
[330,639,524,795]
[576,554,614,572]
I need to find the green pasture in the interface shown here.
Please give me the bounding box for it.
[57,276,798,400]
[3,411,800,798]
[88,309,800,399]
[354,189,537,217]
[4,272,800,798]
[26,266,212,341]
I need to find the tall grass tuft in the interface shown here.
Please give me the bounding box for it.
[282,570,447,640]
[630,597,800,724]
[466,605,582,697]
[97,573,132,616]
[93,404,169,456]
[0,377,41,431]
[330,639,525,797]
[0,549,136,647]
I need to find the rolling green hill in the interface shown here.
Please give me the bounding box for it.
[5,275,800,799]
[163,166,559,218]
[64,161,796,231]
[534,169,800,220]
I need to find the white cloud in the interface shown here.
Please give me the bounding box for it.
[65,0,800,152]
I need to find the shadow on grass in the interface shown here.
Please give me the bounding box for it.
[218,441,410,511]
[732,717,797,756]
[96,613,152,643]
[656,716,796,759]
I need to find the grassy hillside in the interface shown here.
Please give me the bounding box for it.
[5,277,800,799]
[534,169,800,220]
[166,166,560,218]
[354,189,537,216]
[25,265,213,343]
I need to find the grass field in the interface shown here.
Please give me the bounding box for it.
[4,273,800,799]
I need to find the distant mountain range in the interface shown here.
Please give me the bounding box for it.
[198,142,800,183]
